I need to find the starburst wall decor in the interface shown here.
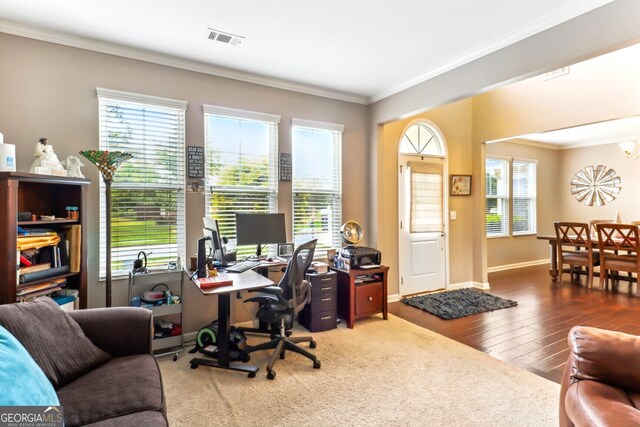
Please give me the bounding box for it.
[570,165,621,206]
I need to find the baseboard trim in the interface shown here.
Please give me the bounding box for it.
[448,281,490,290]
[395,281,490,300]
[487,259,549,273]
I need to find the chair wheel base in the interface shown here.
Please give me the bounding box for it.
[310,340,317,349]
[313,360,321,369]
[267,370,276,380]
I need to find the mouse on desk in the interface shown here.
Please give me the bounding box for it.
[266,257,273,262]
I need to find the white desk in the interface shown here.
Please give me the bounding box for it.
[188,269,273,377]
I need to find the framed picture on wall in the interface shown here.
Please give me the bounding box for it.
[450,175,472,196]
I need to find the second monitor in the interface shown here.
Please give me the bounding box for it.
[236,213,287,258]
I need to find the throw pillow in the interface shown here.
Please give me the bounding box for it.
[0,325,59,405]
[0,297,110,389]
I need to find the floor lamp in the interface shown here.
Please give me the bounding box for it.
[80,150,133,307]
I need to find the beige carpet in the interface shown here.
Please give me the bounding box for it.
[158,315,559,426]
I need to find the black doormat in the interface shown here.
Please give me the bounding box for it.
[401,288,517,320]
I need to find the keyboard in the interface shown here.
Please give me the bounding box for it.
[226,260,260,273]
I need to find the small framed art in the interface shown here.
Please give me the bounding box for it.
[450,175,472,196]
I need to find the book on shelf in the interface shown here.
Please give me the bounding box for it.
[16,235,61,251]
[17,278,66,297]
[20,263,51,275]
[17,228,58,237]
[19,265,70,284]
[68,225,81,273]
[17,287,63,302]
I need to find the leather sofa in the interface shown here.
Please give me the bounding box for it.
[560,326,640,426]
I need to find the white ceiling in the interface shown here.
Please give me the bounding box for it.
[0,0,613,104]
[515,116,640,149]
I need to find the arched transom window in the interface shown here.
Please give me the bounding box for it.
[400,122,445,156]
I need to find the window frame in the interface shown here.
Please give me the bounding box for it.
[485,155,537,238]
[96,87,187,279]
[291,118,343,251]
[204,105,280,258]
[512,158,538,236]
[485,156,510,238]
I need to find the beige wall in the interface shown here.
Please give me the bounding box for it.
[475,43,640,271]
[370,1,640,287]
[0,33,368,333]
[376,32,640,285]
[559,143,640,224]
[381,99,474,291]
[485,139,640,270]
[485,141,560,269]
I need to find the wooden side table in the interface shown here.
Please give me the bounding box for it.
[330,265,389,328]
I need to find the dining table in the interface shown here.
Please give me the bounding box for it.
[536,234,563,279]
[537,233,637,284]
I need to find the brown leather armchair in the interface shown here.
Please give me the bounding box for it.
[560,326,640,426]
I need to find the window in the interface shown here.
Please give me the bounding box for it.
[204,105,279,257]
[97,88,186,278]
[408,161,443,233]
[512,160,537,235]
[292,119,343,251]
[399,122,445,156]
[485,156,537,237]
[485,157,509,237]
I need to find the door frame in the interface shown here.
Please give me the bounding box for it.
[397,119,449,296]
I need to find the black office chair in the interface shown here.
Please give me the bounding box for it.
[242,239,321,379]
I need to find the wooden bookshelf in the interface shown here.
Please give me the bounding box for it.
[0,172,89,308]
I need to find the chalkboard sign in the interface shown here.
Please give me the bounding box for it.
[187,146,204,178]
[279,153,292,181]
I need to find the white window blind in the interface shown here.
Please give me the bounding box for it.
[97,88,186,278]
[204,105,279,258]
[512,159,537,235]
[408,161,443,233]
[292,119,343,251]
[486,157,509,237]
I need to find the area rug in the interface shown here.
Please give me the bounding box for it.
[158,314,557,426]
[401,288,517,320]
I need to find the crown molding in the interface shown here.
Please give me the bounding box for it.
[369,0,613,103]
[0,20,369,105]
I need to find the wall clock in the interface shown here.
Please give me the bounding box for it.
[570,165,621,206]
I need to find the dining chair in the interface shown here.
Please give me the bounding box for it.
[589,219,613,235]
[554,222,599,288]
[595,223,640,293]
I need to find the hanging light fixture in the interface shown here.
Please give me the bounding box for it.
[619,140,640,159]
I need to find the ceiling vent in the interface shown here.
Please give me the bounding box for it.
[206,28,244,46]
[543,67,570,81]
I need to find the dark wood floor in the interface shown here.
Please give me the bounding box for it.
[389,264,640,384]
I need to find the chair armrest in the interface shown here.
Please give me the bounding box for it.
[69,307,153,357]
[256,286,283,295]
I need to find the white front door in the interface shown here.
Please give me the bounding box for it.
[398,157,447,295]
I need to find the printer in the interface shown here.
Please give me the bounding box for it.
[339,246,381,269]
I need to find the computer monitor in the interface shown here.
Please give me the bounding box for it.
[235,213,287,258]
[202,218,225,264]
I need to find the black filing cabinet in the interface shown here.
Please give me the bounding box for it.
[298,271,337,332]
